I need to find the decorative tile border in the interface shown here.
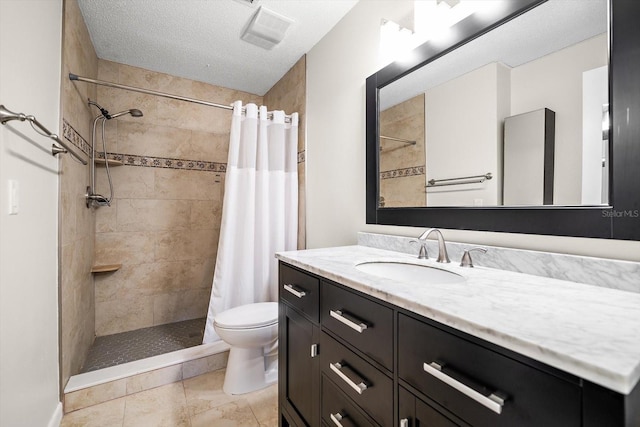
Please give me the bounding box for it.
[63,118,302,172]
[97,152,227,173]
[380,166,425,180]
[62,119,91,156]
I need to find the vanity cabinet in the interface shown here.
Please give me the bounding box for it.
[279,263,321,427]
[278,261,640,427]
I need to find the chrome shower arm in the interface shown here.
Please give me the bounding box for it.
[0,104,88,165]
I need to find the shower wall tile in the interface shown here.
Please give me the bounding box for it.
[95,259,214,304]
[60,0,99,387]
[94,231,156,266]
[152,289,212,325]
[95,163,156,199]
[153,168,221,200]
[116,199,191,232]
[95,199,117,233]
[96,297,154,336]
[113,122,192,158]
[191,131,230,163]
[155,228,218,262]
[190,200,222,230]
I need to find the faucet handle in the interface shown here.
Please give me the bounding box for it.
[410,240,428,259]
[460,247,488,268]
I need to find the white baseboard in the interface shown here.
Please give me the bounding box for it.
[47,402,63,427]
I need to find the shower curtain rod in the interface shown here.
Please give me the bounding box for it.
[69,73,292,123]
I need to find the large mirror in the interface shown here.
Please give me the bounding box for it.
[366,0,640,240]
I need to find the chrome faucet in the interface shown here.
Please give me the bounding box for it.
[416,228,450,263]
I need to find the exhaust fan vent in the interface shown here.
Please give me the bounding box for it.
[241,6,294,50]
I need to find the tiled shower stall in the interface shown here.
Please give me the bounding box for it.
[60,0,306,390]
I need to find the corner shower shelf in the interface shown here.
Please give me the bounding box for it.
[91,264,122,274]
[94,158,123,166]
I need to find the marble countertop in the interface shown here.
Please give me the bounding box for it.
[276,245,640,395]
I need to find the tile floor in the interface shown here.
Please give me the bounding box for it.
[61,369,278,427]
[82,318,206,372]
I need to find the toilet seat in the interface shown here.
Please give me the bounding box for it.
[214,302,278,329]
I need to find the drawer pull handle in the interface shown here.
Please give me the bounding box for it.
[330,310,368,333]
[330,412,346,427]
[329,362,368,394]
[400,418,409,427]
[423,361,507,415]
[283,284,306,298]
[311,343,318,358]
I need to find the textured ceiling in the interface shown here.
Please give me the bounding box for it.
[381,0,608,110]
[77,0,358,95]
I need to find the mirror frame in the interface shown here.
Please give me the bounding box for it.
[366,0,640,240]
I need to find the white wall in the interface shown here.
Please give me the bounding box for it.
[511,34,608,205]
[0,1,63,426]
[306,1,640,262]
[425,63,508,206]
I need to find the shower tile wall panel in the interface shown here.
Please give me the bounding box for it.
[93,60,263,336]
[263,55,307,249]
[379,94,426,207]
[59,0,100,386]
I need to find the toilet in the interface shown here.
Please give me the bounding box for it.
[214,302,279,395]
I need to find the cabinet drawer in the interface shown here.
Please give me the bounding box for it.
[321,332,392,426]
[280,263,320,322]
[322,375,378,427]
[398,314,581,427]
[321,282,393,370]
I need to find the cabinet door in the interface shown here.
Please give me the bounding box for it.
[399,387,461,427]
[281,304,320,427]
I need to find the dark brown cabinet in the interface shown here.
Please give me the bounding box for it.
[279,264,321,427]
[399,386,464,427]
[398,313,582,427]
[279,261,640,427]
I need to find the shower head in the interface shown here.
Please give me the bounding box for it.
[109,109,144,119]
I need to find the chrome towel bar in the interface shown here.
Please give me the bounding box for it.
[427,172,492,188]
[0,104,87,165]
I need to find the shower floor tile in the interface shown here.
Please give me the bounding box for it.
[81,318,206,373]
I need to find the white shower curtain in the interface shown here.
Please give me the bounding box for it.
[203,101,298,343]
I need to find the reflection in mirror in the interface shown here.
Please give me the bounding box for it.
[378,0,608,208]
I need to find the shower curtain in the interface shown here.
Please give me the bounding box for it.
[203,101,298,343]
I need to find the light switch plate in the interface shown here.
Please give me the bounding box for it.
[8,179,19,215]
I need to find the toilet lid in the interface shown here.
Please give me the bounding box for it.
[214,302,278,329]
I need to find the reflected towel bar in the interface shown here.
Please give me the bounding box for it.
[427,172,492,188]
[380,135,416,145]
[0,104,87,165]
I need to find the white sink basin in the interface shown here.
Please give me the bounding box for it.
[355,261,465,285]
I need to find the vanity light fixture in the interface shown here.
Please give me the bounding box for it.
[241,6,294,50]
[381,0,482,66]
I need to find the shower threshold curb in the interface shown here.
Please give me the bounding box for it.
[63,340,230,413]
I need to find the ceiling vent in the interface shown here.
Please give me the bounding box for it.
[241,6,294,50]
